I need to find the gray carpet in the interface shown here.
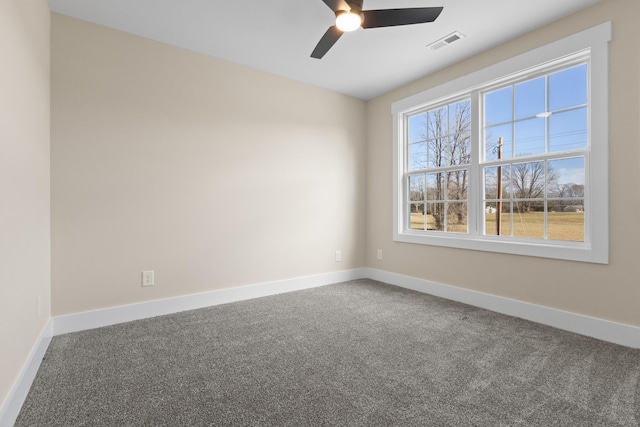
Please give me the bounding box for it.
[15,279,640,426]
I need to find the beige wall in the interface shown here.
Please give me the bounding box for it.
[366,0,640,327]
[49,1,640,325]
[0,0,51,409]
[51,14,367,316]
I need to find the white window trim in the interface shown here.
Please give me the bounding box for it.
[392,22,611,264]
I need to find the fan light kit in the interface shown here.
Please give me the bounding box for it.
[335,11,362,32]
[312,0,444,59]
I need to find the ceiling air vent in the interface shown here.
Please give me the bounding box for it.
[427,31,465,51]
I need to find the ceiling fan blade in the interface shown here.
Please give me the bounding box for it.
[311,26,344,59]
[361,7,444,28]
[346,0,364,13]
[321,0,350,12]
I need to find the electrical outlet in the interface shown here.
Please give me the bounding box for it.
[335,250,342,262]
[377,249,383,260]
[142,270,155,287]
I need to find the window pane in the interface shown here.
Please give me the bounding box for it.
[447,202,468,233]
[512,206,544,239]
[515,118,545,157]
[427,106,448,139]
[548,201,584,241]
[409,113,427,143]
[485,86,513,126]
[485,167,498,199]
[449,100,471,136]
[427,134,471,168]
[408,175,425,201]
[408,142,427,171]
[432,132,472,167]
[426,203,445,231]
[449,133,472,166]
[515,77,546,120]
[437,137,455,167]
[426,173,444,201]
[484,202,511,236]
[484,202,497,235]
[500,165,511,198]
[549,64,587,111]
[484,166,511,199]
[447,170,468,200]
[549,199,584,214]
[549,108,587,152]
[485,124,513,161]
[427,138,447,168]
[547,157,584,198]
[512,162,545,199]
[409,203,425,230]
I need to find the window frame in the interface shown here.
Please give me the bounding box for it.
[392,23,611,264]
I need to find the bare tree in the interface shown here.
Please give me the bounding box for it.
[512,162,559,212]
[548,183,584,212]
[568,184,584,198]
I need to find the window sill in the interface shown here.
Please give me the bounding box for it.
[393,231,607,264]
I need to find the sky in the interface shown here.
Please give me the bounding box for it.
[407,63,588,187]
[483,63,587,186]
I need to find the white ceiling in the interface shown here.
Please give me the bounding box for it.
[48,0,601,100]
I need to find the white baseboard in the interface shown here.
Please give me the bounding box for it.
[45,266,640,347]
[0,319,53,427]
[366,268,640,349]
[53,268,368,336]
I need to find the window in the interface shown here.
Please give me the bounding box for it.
[392,23,611,263]
[482,63,588,241]
[407,99,471,233]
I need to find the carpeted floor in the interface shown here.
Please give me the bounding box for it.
[15,279,640,426]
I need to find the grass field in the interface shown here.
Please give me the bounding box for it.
[410,211,584,241]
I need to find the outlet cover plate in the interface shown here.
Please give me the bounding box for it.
[142,270,155,287]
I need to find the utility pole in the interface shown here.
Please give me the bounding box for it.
[496,137,503,236]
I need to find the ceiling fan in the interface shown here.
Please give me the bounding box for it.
[311,0,444,59]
